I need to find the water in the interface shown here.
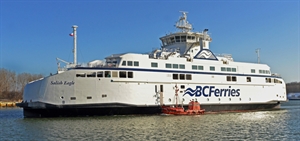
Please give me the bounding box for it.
[1,101,300,141]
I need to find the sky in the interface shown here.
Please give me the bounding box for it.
[0,0,299,83]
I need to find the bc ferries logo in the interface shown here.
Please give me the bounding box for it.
[184,86,240,97]
[50,81,75,86]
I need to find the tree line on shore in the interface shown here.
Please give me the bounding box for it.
[0,68,43,101]
[286,82,300,94]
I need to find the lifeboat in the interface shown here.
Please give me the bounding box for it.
[162,100,205,115]
[161,84,205,115]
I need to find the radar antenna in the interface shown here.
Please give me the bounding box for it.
[176,11,192,32]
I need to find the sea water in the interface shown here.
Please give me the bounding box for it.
[1,101,300,140]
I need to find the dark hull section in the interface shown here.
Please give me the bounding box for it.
[19,102,281,118]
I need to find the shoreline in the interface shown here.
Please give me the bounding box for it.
[0,101,18,107]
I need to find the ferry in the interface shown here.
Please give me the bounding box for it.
[17,12,287,117]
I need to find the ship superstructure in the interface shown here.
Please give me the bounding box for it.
[17,12,287,117]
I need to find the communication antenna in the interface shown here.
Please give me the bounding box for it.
[255,48,260,63]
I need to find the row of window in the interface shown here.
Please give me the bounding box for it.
[162,35,197,46]
[259,70,271,74]
[266,78,283,84]
[166,63,185,69]
[68,95,107,100]
[172,74,192,80]
[221,67,237,72]
[76,71,134,78]
[122,61,139,66]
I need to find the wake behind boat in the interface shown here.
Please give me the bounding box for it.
[17,11,287,117]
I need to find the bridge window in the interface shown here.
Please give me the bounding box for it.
[134,61,139,66]
[251,69,255,73]
[198,66,203,70]
[232,68,236,72]
[210,66,215,71]
[181,36,186,42]
[151,62,158,67]
[122,61,126,66]
[175,36,180,42]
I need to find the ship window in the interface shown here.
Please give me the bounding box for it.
[251,69,255,73]
[151,62,158,67]
[122,61,126,66]
[227,68,231,72]
[180,85,185,89]
[170,37,175,43]
[263,70,266,74]
[134,61,139,66]
[259,70,263,73]
[192,65,197,70]
[112,71,118,78]
[166,63,172,68]
[198,66,203,70]
[187,36,191,39]
[181,36,186,42]
[97,71,103,77]
[180,74,185,80]
[173,74,178,80]
[186,74,192,80]
[87,72,96,77]
[70,97,76,100]
[127,61,133,66]
[173,64,178,69]
[227,76,231,81]
[191,36,195,40]
[160,85,163,92]
[105,71,111,78]
[221,67,226,71]
[210,66,215,71]
[232,76,237,82]
[76,73,86,77]
[232,68,236,72]
[119,71,126,78]
[127,72,133,78]
[87,96,92,99]
[102,94,107,98]
[247,77,251,82]
[266,78,271,83]
[179,64,185,69]
[175,36,180,42]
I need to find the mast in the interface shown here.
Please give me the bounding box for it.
[176,11,192,32]
[72,25,78,65]
[256,48,260,64]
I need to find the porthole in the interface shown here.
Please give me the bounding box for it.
[207,98,209,101]
[182,98,185,102]
[168,98,171,102]
[239,98,242,101]
[60,96,64,99]
[229,98,231,101]
[218,98,221,101]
